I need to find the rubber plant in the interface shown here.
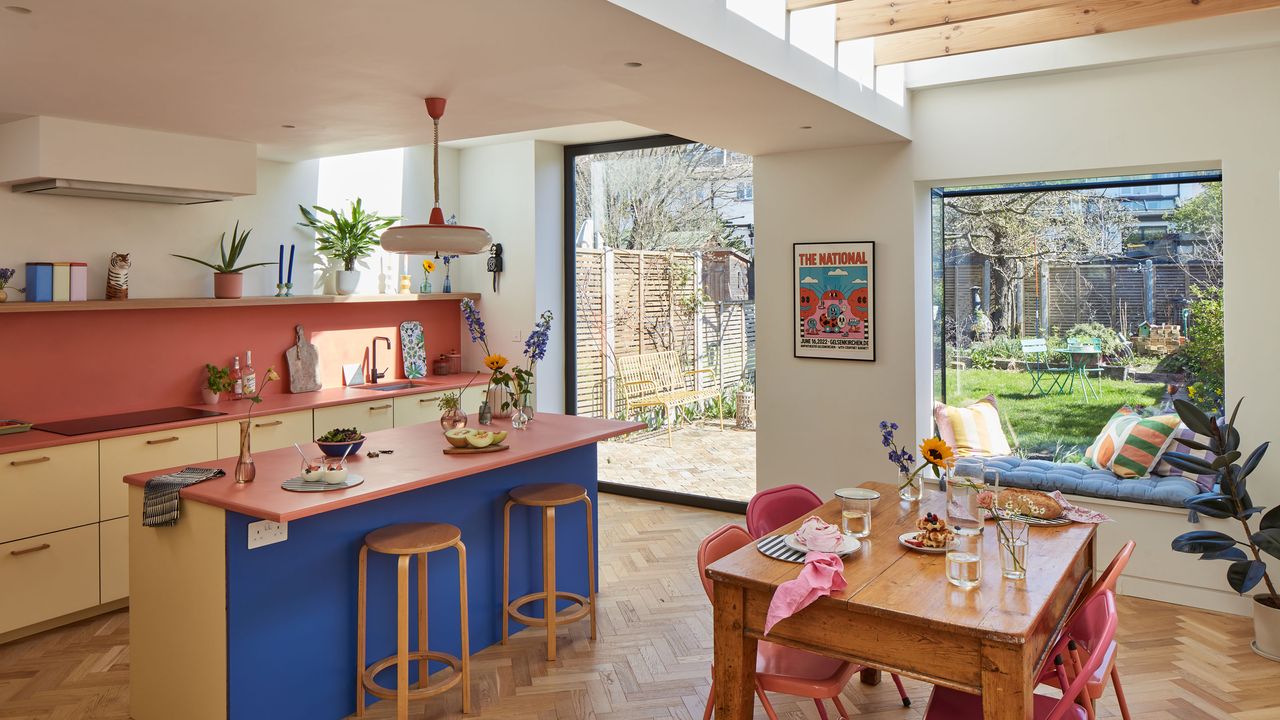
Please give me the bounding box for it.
[1166,398,1278,605]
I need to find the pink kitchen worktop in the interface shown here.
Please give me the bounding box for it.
[122,413,643,522]
[0,373,486,455]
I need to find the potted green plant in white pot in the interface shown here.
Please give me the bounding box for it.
[298,199,399,296]
[1166,398,1280,661]
[172,221,275,299]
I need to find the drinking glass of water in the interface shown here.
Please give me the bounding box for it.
[948,457,987,536]
[998,517,1029,580]
[835,487,879,539]
[946,533,983,589]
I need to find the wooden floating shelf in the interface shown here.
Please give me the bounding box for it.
[0,292,481,314]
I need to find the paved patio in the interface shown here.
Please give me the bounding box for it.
[598,422,756,501]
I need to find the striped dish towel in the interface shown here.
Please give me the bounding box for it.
[142,467,225,527]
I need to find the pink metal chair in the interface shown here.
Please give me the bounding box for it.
[745,484,824,539]
[923,590,1120,720]
[1037,541,1135,720]
[744,485,912,708]
[699,524,910,719]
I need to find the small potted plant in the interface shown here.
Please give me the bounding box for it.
[172,222,275,299]
[298,199,399,296]
[438,391,467,430]
[1165,398,1280,660]
[0,267,15,303]
[202,363,231,404]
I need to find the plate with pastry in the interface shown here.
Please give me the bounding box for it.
[900,512,953,554]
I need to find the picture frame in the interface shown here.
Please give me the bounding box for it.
[793,241,875,362]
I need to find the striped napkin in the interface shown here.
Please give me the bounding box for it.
[142,467,225,527]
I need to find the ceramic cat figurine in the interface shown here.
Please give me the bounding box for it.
[106,252,131,300]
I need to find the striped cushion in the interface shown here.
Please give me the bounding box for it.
[934,395,1012,457]
[1084,409,1137,470]
[1110,413,1181,479]
[1154,425,1218,491]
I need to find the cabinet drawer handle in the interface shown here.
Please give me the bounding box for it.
[419,397,437,403]
[369,404,392,411]
[254,420,284,428]
[9,456,51,467]
[10,543,51,556]
[146,436,181,445]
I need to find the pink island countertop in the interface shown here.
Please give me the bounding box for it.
[123,413,644,522]
[0,373,487,455]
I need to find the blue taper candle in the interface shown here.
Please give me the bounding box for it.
[277,244,284,284]
[287,244,295,284]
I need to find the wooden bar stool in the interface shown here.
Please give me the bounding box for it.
[357,522,470,719]
[501,482,596,662]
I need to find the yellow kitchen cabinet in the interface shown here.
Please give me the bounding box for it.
[461,384,487,415]
[392,391,446,428]
[0,441,98,544]
[100,516,129,602]
[99,424,218,521]
[216,410,312,457]
[314,400,394,437]
[0,525,100,635]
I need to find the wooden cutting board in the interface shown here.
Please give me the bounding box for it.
[286,324,322,393]
[442,444,510,455]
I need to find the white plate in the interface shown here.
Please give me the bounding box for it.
[783,533,861,556]
[899,531,948,554]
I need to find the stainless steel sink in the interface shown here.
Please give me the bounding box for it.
[365,383,414,392]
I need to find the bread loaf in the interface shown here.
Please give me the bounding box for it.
[995,488,1064,519]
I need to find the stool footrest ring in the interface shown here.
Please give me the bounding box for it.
[361,650,462,701]
[506,590,591,628]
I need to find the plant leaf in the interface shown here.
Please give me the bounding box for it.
[1212,450,1242,469]
[1183,493,1236,520]
[226,262,277,273]
[171,254,225,272]
[1161,451,1219,476]
[1260,506,1280,531]
[1175,436,1215,453]
[1237,507,1266,521]
[1171,530,1238,554]
[1227,560,1267,594]
[1174,399,1216,437]
[1252,528,1280,560]
[1202,547,1249,562]
[1237,442,1269,481]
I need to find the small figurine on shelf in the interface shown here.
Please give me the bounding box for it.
[106,252,131,300]
[420,258,435,293]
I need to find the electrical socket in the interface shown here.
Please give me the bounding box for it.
[247,519,288,549]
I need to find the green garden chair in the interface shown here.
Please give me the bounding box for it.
[1020,338,1069,396]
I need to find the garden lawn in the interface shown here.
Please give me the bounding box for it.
[941,368,1165,461]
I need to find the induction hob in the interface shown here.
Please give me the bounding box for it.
[34,407,226,436]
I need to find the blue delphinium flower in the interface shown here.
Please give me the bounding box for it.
[880,420,914,474]
[460,298,486,345]
[523,310,553,362]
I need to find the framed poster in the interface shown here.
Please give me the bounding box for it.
[793,241,875,361]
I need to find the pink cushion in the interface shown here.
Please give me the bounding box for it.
[923,686,1087,720]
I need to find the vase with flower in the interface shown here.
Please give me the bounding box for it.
[908,436,967,529]
[234,366,281,484]
[420,258,435,293]
[0,268,14,303]
[509,310,553,428]
[880,420,920,501]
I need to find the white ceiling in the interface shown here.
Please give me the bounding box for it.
[0,0,904,161]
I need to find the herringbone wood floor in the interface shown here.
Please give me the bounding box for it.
[2,495,1278,719]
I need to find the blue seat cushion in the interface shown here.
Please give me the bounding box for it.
[980,456,1199,508]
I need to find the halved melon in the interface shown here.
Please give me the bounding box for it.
[445,428,476,448]
[466,431,494,449]
[490,430,508,444]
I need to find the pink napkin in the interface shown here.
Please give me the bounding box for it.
[764,551,846,634]
[1049,491,1113,524]
[792,516,844,552]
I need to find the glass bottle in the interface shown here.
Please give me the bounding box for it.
[230,356,244,400]
[242,351,257,396]
[478,399,493,425]
[511,394,530,430]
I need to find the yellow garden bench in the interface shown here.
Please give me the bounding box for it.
[616,351,723,446]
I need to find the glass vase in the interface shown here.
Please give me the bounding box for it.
[439,407,467,431]
[897,469,922,502]
[478,400,493,425]
[511,395,530,430]
[520,390,534,421]
[420,277,432,294]
[946,468,984,535]
[488,386,513,419]
[443,267,452,293]
[234,420,255,484]
[998,517,1029,580]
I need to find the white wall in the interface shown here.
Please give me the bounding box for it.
[754,46,1280,614]
[0,159,318,298]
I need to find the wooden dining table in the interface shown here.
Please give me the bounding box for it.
[705,482,1097,720]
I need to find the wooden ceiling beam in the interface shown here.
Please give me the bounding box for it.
[834,1,1071,42]
[787,1,844,10]
[874,0,1280,65]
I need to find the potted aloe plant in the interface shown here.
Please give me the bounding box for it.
[172,221,275,299]
[297,199,399,295]
[1166,398,1280,660]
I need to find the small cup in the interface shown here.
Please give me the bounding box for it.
[301,456,325,482]
[322,456,348,484]
[834,487,879,539]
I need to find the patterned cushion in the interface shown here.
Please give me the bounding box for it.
[1154,425,1218,491]
[934,395,1012,457]
[1084,408,1138,469]
[1085,407,1181,478]
[983,456,1199,508]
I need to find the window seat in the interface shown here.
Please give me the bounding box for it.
[980,456,1199,508]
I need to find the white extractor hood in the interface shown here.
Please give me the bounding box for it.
[0,117,256,203]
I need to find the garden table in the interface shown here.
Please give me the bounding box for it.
[1060,346,1102,401]
[705,483,1096,720]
